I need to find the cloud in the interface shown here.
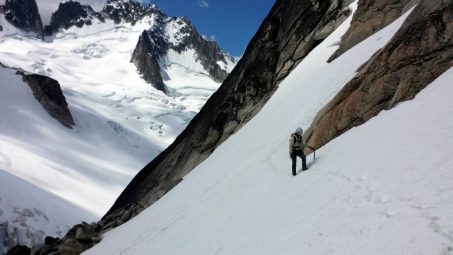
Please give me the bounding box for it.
[198,0,209,8]
[202,34,216,41]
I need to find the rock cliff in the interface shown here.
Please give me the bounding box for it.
[305,0,453,151]
[130,30,167,92]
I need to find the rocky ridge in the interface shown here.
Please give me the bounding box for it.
[44,1,105,35]
[305,0,453,152]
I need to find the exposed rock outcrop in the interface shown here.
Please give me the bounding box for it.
[34,222,104,255]
[6,245,30,255]
[101,0,148,24]
[105,0,353,226]
[33,236,60,255]
[305,0,453,151]
[131,30,167,92]
[328,0,417,62]
[44,1,104,35]
[20,72,75,129]
[2,0,43,38]
[56,222,100,255]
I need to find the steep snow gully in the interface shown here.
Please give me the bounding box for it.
[86,5,453,255]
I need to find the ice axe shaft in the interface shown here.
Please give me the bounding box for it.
[309,146,316,160]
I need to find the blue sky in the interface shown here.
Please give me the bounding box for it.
[147,0,275,57]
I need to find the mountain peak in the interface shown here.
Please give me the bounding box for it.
[44,0,104,35]
[102,0,146,24]
[131,11,236,92]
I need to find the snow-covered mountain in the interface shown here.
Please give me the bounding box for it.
[0,0,236,253]
[44,0,236,92]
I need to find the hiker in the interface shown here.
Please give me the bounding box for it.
[289,127,307,176]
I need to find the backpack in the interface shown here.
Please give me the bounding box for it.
[291,133,303,150]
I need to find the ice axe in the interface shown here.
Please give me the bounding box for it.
[308,146,316,160]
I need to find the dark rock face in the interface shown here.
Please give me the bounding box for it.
[328,0,417,62]
[3,0,43,38]
[44,1,104,35]
[131,30,167,92]
[105,0,352,224]
[33,236,60,255]
[6,245,30,255]
[305,0,453,151]
[20,72,75,128]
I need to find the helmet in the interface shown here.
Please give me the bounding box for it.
[296,127,303,135]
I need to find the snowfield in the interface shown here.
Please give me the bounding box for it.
[0,7,234,250]
[85,5,453,255]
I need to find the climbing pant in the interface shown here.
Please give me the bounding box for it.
[291,149,307,175]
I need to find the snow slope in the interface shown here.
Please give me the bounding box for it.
[0,5,234,249]
[0,66,98,251]
[85,6,453,255]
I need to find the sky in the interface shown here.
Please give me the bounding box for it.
[23,0,275,57]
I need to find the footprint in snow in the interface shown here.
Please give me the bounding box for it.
[375,195,390,204]
[384,210,398,218]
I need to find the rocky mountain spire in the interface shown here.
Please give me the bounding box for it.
[130,14,235,92]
